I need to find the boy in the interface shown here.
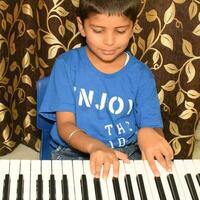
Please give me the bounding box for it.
[39,0,173,178]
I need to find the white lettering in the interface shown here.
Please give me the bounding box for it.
[109,141,114,148]
[95,92,107,110]
[109,96,124,115]
[116,123,126,135]
[105,124,113,136]
[125,121,133,132]
[118,138,126,147]
[77,88,134,115]
[127,99,133,115]
[78,88,94,107]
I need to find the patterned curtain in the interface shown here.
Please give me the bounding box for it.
[132,0,200,158]
[0,0,199,158]
[0,0,81,155]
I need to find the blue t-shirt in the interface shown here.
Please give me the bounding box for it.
[39,46,163,148]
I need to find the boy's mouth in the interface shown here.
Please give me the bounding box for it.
[101,50,115,55]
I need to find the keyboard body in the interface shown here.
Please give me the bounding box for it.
[0,159,200,200]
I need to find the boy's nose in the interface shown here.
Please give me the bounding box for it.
[103,32,115,46]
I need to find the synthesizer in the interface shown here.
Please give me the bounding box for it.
[0,159,199,200]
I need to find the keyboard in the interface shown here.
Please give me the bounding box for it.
[0,160,199,200]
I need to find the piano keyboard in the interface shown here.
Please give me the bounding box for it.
[0,159,200,200]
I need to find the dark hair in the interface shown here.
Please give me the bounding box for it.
[78,0,140,23]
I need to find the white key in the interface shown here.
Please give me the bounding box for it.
[133,160,153,200]
[155,161,173,200]
[106,165,115,199]
[184,160,200,198]
[0,160,10,200]
[42,160,52,200]
[20,160,31,200]
[52,160,63,200]
[193,159,200,173]
[124,160,141,200]
[9,160,20,200]
[118,161,128,200]
[30,160,42,200]
[193,159,200,187]
[73,160,83,200]
[173,160,192,200]
[99,168,109,200]
[62,160,75,200]
[143,160,160,200]
[83,160,96,200]
[170,162,186,200]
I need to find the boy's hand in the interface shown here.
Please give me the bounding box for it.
[89,146,129,178]
[138,128,174,176]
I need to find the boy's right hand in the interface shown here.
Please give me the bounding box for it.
[89,146,129,178]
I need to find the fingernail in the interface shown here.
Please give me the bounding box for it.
[155,172,160,177]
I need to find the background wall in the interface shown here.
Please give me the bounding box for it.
[0,0,199,158]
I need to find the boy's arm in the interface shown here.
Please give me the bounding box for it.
[154,127,164,137]
[56,111,105,154]
[56,111,128,177]
[138,127,174,176]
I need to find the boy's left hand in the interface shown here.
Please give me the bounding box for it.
[138,127,174,176]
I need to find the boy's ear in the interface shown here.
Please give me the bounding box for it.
[76,17,86,37]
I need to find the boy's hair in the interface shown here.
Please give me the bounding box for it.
[78,0,140,23]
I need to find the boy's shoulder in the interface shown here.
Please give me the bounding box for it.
[127,52,150,73]
[56,46,85,62]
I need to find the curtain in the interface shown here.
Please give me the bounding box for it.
[0,0,81,155]
[132,0,200,158]
[0,0,199,158]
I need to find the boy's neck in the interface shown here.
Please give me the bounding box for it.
[86,47,127,74]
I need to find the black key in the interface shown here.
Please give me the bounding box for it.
[36,174,43,200]
[93,178,102,200]
[196,173,200,186]
[154,176,167,200]
[167,174,180,200]
[185,173,199,200]
[124,174,135,200]
[3,174,10,200]
[112,177,122,200]
[62,175,69,200]
[80,174,89,200]
[17,174,24,200]
[136,174,147,200]
[49,174,56,200]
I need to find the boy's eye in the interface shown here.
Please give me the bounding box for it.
[93,29,103,33]
[116,29,127,34]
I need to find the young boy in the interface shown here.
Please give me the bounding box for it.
[39,0,173,178]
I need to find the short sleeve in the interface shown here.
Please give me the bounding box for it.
[134,66,163,128]
[39,57,75,121]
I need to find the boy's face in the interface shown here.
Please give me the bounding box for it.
[77,13,134,66]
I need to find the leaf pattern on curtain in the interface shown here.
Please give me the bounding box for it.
[0,0,81,155]
[0,0,199,158]
[131,0,200,158]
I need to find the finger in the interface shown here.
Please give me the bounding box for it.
[94,161,102,178]
[155,153,168,171]
[102,162,111,179]
[162,153,173,172]
[165,156,172,172]
[159,146,173,171]
[113,159,120,177]
[162,140,174,160]
[168,146,174,160]
[115,151,129,162]
[147,157,160,177]
[141,151,146,160]
[90,159,96,176]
